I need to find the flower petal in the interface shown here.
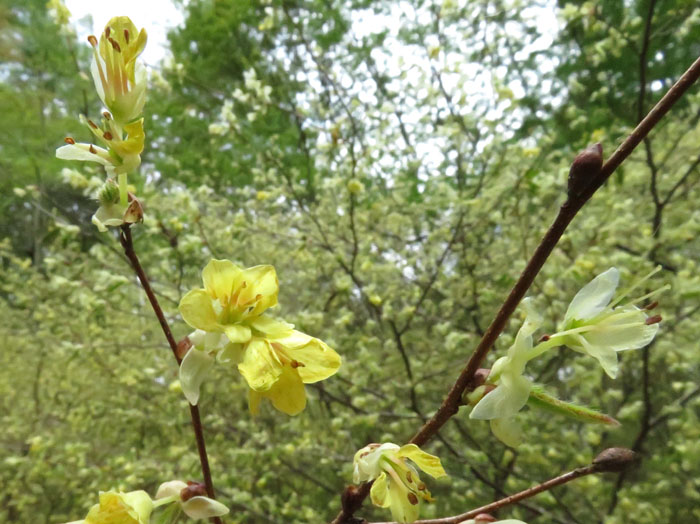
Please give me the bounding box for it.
[155,480,187,500]
[398,444,446,479]
[272,331,341,383]
[222,323,252,344]
[369,471,390,508]
[262,365,307,415]
[56,143,111,165]
[181,496,229,519]
[202,259,242,301]
[179,289,219,332]
[387,472,420,523]
[585,309,659,352]
[490,417,522,447]
[179,347,215,405]
[250,315,294,336]
[579,337,620,379]
[238,265,278,315]
[237,338,282,391]
[470,374,531,420]
[565,267,619,323]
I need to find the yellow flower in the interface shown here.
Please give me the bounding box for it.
[64,490,152,524]
[353,443,446,523]
[89,17,147,125]
[178,259,341,415]
[179,259,279,344]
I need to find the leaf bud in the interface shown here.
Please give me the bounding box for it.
[592,447,638,473]
[568,143,603,198]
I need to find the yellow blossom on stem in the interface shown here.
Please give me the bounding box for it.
[63,490,152,524]
[90,16,147,126]
[178,259,341,415]
[353,443,446,523]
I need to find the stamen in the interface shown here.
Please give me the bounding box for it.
[89,144,97,154]
[406,471,413,483]
[290,360,305,368]
[538,334,550,343]
[407,493,419,505]
[610,265,663,308]
[105,27,111,38]
[103,131,113,140]
[644,301,659,311]
[87,35,98,47]
[627,285,671,307]
[124,29,130,44]
[108,37,121,52]
[64,137,75,144]
[645,315,662,325]
[103,111,112,120]
[87,120,98,129]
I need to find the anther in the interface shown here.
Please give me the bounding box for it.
[87,120,98,129]
[124,29,130,44]
[290,360,305,369]
[538,334,551,342]
[64,137,75,144]
[89,144,97,154]
[645,315,662,325]
[103,111,112,120]
[105,27,111,38]
[108,37,121,52]
[87,35,98,47]
[103,131,113,140]
[406,471,413,483]
[644,301,659,311]
[407,493,419,505]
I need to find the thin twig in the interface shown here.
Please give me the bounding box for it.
[119,225,223,524]
[371,465,599,524]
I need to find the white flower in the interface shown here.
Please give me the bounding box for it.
[560,267,664,378]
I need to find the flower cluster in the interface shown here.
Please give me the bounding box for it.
[353,442,446,523]
[469,267,665,446]
[178,259,342,415]
[63,483,227,524]
[56,16,147,231]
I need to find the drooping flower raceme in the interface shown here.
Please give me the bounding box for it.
[559,267,664,378]
[469,298,542,446]
[178,259,341,415]
[353,443,446,523]
[63,490,152,524]
[56,16,147,231]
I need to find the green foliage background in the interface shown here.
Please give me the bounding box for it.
[1,0,699,522]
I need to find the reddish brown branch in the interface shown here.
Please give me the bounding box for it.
[120,225,223,524]
[330,54,700,524]
[370,449,636,524]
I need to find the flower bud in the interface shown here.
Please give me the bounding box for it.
[98,180,120,205]
[568,143,603,198]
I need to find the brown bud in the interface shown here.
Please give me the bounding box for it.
[592,447,638,473]
[474,514,498,523]
[176,336,193,360]
[468,368,491,392]
[180,481,207,502]
[568,143,603,198]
